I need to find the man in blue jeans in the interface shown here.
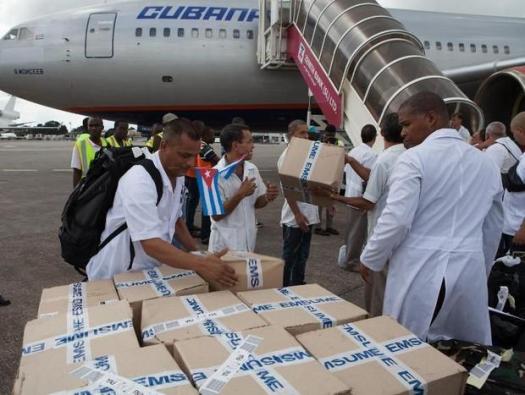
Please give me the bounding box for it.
[278,120,320,286]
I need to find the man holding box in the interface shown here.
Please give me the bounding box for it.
[86,119,238,288]
[209,123,279,253]
[279,120,320,286]
[359,92,503,344]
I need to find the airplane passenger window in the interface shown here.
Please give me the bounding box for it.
[435,41,442,51]
[481,44,487,53]
[18,28,33,40]
[219,29,226,39]
[135,28,142,37]
[163,28,170,37]
[2,29,18,40]
[459,43,465,52]
[205,28,212,39]
[493,45,499,54]
[149,28,156,37]
[424,41,430,50]
[178,28,184,38]
[504,45,510,55]
[447,42,453,51]
[233,29,240,39]
[192,28,199,38]
[247,30,254,40]
[470,44,476,53]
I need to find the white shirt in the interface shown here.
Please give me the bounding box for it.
[518,153,525,182]
[70,138,103,170]
[278,147,320,227]
[344,143,378,197]
[208,157,267,253]
[361,129,503,344]
[87,152,184,279]
[485,137,521,173]
[457,125,471,142]
[362,144,406,236]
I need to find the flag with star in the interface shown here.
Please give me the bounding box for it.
[195,167,225,216]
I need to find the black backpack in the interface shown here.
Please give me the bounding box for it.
[59,147,163,275]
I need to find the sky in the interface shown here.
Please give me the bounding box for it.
[0,0,523,129]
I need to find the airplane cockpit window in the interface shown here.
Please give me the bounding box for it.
[2,29,18,40]
[163,28,170,37]
[470,44,476,53]
[177,28,184,38]
[247,30,254,40]
[233,29,240,39]
[481,44,487,53]
[135,28,142,37]
[205,28,212,39]
[149,27,156,37]
[423,41,430,50]
[447,42,453,51]
[459,43,465,52]
[435,41,442,51]
[504,45,510,55]
[493,45,499,54]
[219,29,226,39]
[18,27,33,40]
[191,28,199,38]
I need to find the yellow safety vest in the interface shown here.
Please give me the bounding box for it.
[145,132,163,149]
[75,137,107,177]
[106,135,132,148]
[76,133,89,141]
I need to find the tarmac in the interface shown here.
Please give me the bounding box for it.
[0,139,364,393]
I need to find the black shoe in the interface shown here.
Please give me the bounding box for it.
[326,227,339,235]
[314,228,330,236]
[0,295,11,306]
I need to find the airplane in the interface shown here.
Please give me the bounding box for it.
[0,132,18,139]
[0,96,24,128]
[0,0,524,133]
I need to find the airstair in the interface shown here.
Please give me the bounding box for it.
[257,0,484,145]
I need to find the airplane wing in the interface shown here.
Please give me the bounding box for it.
[443,56,525,84]
[8,121,34,127]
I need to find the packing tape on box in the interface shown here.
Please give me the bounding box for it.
[222,252,264,289]
[298,140,322,203]
[114,268,197,297]
[195,333,312,395]
[251,287,339,328]
[51,365,163,395]
[21,319,134,363]
[141,296,251,342]
[66,282,92,363]
[320,323,429,394]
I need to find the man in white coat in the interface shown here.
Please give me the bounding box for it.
[360,92,504,344]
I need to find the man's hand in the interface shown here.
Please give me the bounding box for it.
[238,177,257,198]
[294,211,310,232]
[265,182,279,202]
[513,224,525,247]
[359,262,371,284]
[198,249,238,287]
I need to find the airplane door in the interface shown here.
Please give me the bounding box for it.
[85,13,117,58]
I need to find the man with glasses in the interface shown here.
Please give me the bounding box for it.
[71,116,107,187]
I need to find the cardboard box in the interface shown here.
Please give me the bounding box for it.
[37,280,119,318]
[212,251,284,292]
[237,284,367,335]
[173,325,350,395]
[141,290,267,350]
[15,344,197,395]
[20,300,138,370]
[278,137,345,206]
[113,264,208,329]
[297,316,467,395]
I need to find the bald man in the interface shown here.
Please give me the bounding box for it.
[71,117,107,187]
[360,92,503,344]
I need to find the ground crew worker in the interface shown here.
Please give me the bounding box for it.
[106,120,132,147]
[71,117,107,187]
[145,123,164,152]
[76,117,90,141]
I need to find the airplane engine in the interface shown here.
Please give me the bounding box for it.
[475,67,525,128]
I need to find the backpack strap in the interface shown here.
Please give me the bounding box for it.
[496,141,520,162]
[138,159,163,206]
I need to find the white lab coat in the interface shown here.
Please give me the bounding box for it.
[361,129,504,344]
[209,158,267,253]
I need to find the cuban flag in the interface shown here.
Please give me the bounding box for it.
[195,167,224,216]
[195,156,245,216]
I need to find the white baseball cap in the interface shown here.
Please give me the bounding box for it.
[162,113,178,124]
